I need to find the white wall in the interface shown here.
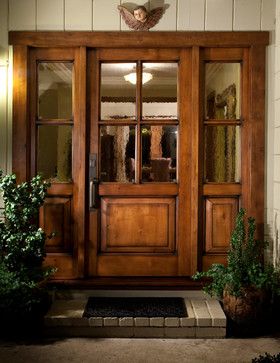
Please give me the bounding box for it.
[0,0,278,263]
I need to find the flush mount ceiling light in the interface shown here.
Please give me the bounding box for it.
[124,72,153,85]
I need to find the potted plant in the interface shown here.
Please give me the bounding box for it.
[193,209,280,335]
[0,171,56,335]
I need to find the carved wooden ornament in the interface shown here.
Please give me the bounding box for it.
[118,5,164,31]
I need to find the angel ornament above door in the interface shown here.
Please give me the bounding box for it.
[118,4,164,31]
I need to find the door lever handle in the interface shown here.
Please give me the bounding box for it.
[89,178,98,209]
[89,154,98,209]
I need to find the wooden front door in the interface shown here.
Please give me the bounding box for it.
[87,48,197,277]
[10,31,268,285]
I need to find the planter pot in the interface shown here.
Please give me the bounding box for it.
[222,287,271,336]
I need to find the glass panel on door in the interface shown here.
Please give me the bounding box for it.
[38,62,73,120]
[99,61,178,185]
[100,63,136,120]
[100,125,135,182]
[141,125,177,182]
[142,62,178,120]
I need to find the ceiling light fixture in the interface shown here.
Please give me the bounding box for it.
[124,72,153,85]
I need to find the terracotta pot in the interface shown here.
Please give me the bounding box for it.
[222,287,270,326]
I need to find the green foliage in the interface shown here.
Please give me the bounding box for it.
[252,352,280,363]
[193,209,280,298]
[0,171,55,317]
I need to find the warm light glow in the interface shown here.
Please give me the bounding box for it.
[0,65,7,98]
[124,72,153,85]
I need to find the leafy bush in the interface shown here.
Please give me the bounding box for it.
[0,171,55,319]
[252,352,280,363]
[193,209,280,298]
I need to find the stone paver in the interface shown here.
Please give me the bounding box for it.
[165,317,179,327]
[134,317,149,327]
[180,299,196,326]
[190,299,212,326]
[195,327,226,338]
[88,317,103,327]
[206,299,227,327]
[150,317,164,327]
[165,327,196,338]
[119,317,134,327]
[103,317,118,327]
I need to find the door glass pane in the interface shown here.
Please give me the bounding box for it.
[100,126,135,182]
[38,62,73,119]
[37,125,72,182]
[142,63,178,120]
[204,126,241,183]
[205,63,240,120]
[141,125,177,182]
[101,63,136,120]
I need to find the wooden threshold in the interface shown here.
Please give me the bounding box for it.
[47,277,203,290]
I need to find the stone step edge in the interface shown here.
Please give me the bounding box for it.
[44,298,226,328]
[44,326,226,338]
[45,316,226,328]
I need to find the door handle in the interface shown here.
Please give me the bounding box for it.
[89,154,98,209]
[89,179,98,208]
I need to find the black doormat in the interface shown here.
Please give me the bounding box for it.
[83,297,188,318]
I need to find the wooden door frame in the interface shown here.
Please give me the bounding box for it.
[9,31,269,288]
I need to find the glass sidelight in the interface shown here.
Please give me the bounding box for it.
[38,62,73,120]
[37,125,72,182]
[204,125,241,183]
[204,61,241,184]
[36,61,74,182]
[205,62,241,120]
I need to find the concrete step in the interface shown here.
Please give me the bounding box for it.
[44,291,226,338]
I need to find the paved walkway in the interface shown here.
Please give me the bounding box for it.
[0,336,279,363]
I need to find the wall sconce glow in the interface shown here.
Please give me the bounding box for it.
[124,72,153,85]
[0,65,7,97]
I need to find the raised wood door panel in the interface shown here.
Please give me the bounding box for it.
[202,196,239,270]
[205,197,238,253]
[101,197,175,253]
[88,47,195,277]
[40,197,72,252]
[97,255,178,276]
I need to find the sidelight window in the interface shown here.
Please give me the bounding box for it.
[204,62,241,183]
[37,62,73,182]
